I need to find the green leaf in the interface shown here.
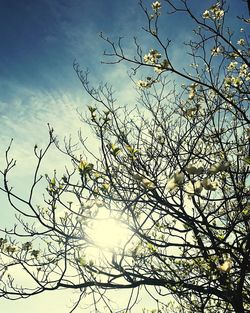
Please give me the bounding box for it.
[147,243,157,252]
[101,183,110,192]
[78,257,87,267]
[79,160,94,174]
[110,143,121,157]
[126,145,138,155]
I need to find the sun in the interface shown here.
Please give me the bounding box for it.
[88,217,129,250]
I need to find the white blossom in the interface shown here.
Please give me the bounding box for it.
[237,38,245,46]
[208,161,230,174]
[188,84,197,100]
[203,4,224,20]
[188,89,196,100]
[231,76,243,87]
[210,4,224,20]
[226,74,244,87]
[239,63,250,80]
[202,10,210,19]
[137,79,153,89]
[229,51,240,59]
[227,61,238,71]
[154,59,170,73]
[202,177,218,191]
[132,173,156,190]
[174,172,185,185]
[185,164,204,175]
[211,46,222,56]
[214,8,224,19]
[143,54,151,63]
[166,177,178,191]
[152,1,161,11]
[217,259,233,273]
[166,172,184,191]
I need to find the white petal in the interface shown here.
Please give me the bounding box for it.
[218,259,232,272]
[185,165,204,175]
[166,178,177,191]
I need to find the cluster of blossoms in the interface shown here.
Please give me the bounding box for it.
[143,49,170,74]
[165,160,230,194]
[137,77,155,89]
[149,1,161,19]
[188,83,197,100]
[208,161,230,174]
[154,59,170,73]
[0,238,40,258]
[144,49,161,64]
[239,63,250,80]
[138,49,170,88]
[225,63,249,87]
[166,172,184,191]
[224,76,243,88]
[229,51,241,59]
[202,3,224,20]
[186,177,217,194]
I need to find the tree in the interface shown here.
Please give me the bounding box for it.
[0,1,250,312]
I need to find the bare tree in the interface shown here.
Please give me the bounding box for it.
[0,1,250,312]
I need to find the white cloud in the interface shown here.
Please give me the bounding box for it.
[0,85,95,176]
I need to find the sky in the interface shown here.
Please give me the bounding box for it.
[0,0,248,312]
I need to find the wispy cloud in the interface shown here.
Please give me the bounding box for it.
[0,84,94,179]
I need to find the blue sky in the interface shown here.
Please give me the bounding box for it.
[0,0,140,97]
[0,0,145,167]
[0,0,248,312]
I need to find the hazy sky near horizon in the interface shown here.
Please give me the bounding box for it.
[0,0,248,312]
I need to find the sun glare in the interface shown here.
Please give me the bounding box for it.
[88,217,129,250]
